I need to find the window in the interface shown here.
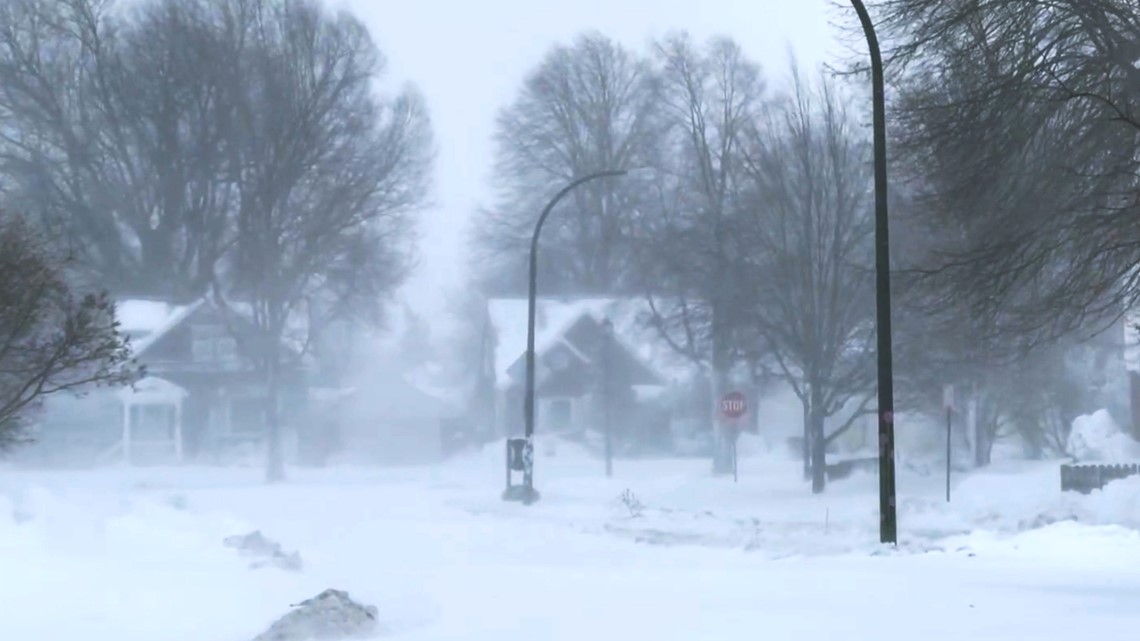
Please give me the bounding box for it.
[191,324,238,364]
[216,336,238,363]
[191,336,214,362]
[192,335,240,366]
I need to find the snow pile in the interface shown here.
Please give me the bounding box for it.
[591,463,1140,557]
[252,589,380,641]
[0,480,308,641]
[8,456,1140,639]
[601,506,886,557]
[1079,475,1140,529]
[1067,409,1140,462]
[224,530,304,572]
[902,461,1140,535]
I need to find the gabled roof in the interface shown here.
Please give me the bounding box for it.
[118,296,307,362]
[338,369,461,422]
[119,298,206,358]
[508,313,665,392]
[487,297,695,390]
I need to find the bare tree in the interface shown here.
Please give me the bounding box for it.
[831,0,1140,460]
[218,0,431,481]
[0,0,429,477]
[0,0,131,285]
[0,212,136,448]
[639,33,767,474]
[739,67,876,493]
[476,31,661,295]
[861,0,1140,347]
[101,0,238,297]
[0,0,235,298]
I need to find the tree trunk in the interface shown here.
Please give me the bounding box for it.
[711,366,733,475]
[975,422,995,467]
[975,431,994,467]
[265,347,285,483]
[966,391,978,466]
[801,399,812,481]
[974,394,997,468]
[809,403,827,494]
[709,311,733,475]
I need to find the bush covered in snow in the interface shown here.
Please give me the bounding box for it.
[1066,410,1140,463]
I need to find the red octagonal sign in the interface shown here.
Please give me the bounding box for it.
[720,391,748,420]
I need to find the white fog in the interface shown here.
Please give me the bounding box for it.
[1,0,1139,639]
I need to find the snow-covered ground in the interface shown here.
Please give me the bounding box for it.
[3,438,1140,640]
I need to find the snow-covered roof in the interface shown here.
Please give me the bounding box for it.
[117,300,175,334]
[487,297,696,390]
[118,295,315,361]
[118,298,206,357]
[340,370,461,421]
[404,360,465,407]
[488,298,606,386]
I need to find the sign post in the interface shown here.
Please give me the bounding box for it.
[732,434,738,483]
[719,391,748,483]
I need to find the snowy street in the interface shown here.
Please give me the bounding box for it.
[4,440,1140,640]
[3,0,1140,639]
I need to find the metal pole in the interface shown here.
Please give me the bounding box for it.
[521,169,628,504]
[946,406,952,503]
[850,0,897,545]
[603,318,613,478]
[732,435,738,484]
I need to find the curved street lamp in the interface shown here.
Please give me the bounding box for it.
[850,0,898,545]
[503,169,628,504]
[501,2,897,543]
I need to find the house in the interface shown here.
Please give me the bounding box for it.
[479,298,697,453]
[26,297,309,466]
[293,301,481,466]
[314,369,463,466]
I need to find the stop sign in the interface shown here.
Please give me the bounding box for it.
[720,391,748,420]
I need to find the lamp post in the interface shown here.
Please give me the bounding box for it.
[602,317,614,479]
[850,0,898,545]
[503,169,628,504]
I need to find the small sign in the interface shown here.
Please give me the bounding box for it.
[507,438,528,472]
[720,391,748,420]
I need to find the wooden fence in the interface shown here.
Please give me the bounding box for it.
[1060,463,1140,494]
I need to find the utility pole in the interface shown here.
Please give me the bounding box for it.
[602,317,614,478]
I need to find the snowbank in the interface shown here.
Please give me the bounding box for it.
[4,451,1140,639]
[252,589,380,641]
[0,481,314,641]
[1067,409,1140,462]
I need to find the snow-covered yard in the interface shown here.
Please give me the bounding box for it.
[3,438,1140,640]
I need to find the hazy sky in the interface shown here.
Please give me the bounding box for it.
[329,0,845,321]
